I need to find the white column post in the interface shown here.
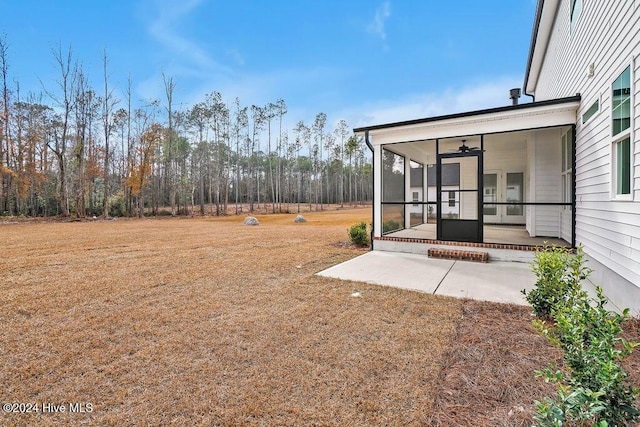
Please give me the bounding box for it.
[373,145,382,238]
[405,157,411,229]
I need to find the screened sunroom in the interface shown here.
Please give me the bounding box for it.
[355,96,580,250]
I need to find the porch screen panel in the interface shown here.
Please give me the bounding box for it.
[382,149,405,202]
[382,148,405,233]
[382,204,404,233]
[482,129,573,247]
[426,164,438,222]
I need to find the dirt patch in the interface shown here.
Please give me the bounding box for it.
[1,207,638,426]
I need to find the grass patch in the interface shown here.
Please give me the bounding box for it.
[2,207,638,425]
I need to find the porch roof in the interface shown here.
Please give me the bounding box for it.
[353,95,580,145]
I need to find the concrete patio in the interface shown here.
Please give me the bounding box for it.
[317,250,603,307]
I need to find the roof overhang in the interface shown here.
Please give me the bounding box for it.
[523,0,560,96]
[354,95,580,145]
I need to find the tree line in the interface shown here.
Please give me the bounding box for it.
[0,39,372,218]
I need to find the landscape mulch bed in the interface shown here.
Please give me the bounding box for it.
[1,207,639,426]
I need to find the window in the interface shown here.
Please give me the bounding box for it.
[483,173,498,216]
[412,191,419,207]
[582,99,599,124]
[614,137,631,195]
[506,173,524,216]
[571,0,582,31]
[611,66,633,198]
[448,191,456,207]
[612,66,631,136]
[561,130,573,209]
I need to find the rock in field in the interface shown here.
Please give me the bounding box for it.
[243,216,259,226]
[294,215,306,223]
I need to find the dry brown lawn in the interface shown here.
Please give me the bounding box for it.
[1,207,638,426]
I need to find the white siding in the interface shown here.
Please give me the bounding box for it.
[484,134,527,171]
[635,46,640,201]
[535,0,640,102]
[484,134,528,225]
[533,0,640,292]
[527,129,563,237]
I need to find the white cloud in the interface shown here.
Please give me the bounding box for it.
[135,0,238,105]
[367,2,391,41]
[145,0,232,74]
[342,76,526,129]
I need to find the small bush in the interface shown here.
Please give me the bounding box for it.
[348,222,369,247]
[528,246,640,426]
[534,288,640,426]
[108,193,126,217]
[523,245,590,319]
[382,219,401,233]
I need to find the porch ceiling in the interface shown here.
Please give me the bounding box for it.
[355,96,580,146]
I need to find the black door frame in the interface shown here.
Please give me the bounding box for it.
[436,137,484,243]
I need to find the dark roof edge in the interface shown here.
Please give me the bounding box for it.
[353,95,580,133]
[523,0,545,96]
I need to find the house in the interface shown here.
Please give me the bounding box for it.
[408,163,460,225]
[354,0,640,314]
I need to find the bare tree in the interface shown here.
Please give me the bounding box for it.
[292,121,306,213]
[249,105,265,212]
[187,101,210,214]
[313,112,326,210]
[335,120,349,208]
[43,44,77,217]
[162,72,177,215]
[275,99,287,212]
[232,98,247,214]
[101,49,118,217]
[0,34,11,214]
[72,68,98,217]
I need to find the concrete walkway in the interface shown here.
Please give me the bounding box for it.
[317,250,536,305]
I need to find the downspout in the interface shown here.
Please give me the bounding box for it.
[571,124,577,248]
[364,130,374,250]
[524,92,536,103]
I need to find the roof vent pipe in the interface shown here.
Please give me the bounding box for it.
[509,88,521,105]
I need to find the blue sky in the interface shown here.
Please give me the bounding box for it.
[0,0,538,130]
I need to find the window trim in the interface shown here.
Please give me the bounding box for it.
[610,63,634,201]
[582,97,600,125]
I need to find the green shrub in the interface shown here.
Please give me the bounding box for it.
[528,247,640,426]
[523,245,590,319]
[348,222,369,247]
[382,219,401,233]
[533,287,640,426]
[108,193,126,217]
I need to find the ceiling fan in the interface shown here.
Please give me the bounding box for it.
[449,139,481,153]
